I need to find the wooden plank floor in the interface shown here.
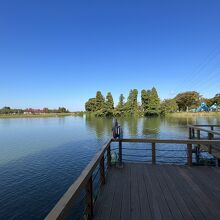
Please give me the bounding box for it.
[93,163,220,220]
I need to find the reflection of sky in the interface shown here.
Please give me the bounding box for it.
[0,117,88,165]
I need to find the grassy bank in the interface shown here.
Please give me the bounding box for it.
[167,112,220,117]
[0,112,81,119]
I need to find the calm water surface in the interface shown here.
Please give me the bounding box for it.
[0,115,220,219]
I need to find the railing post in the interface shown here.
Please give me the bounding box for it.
[107,144,111,169]
[211,126,214,131]
[189,127,192,139]
[192,128,195,138]
[197,129,201,148]
[86,177,93,220]
[187,144,192,166]
[152,143,156,164]
[119,140,122,165]
[195,130,201,162]
[208,132,213,154]
[100,156,105,185]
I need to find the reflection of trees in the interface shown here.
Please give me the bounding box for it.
[121,117,139,137]
[142,117,161,138]
[85,114,220,139]
[85,114,112,139]
[164,116,192,127]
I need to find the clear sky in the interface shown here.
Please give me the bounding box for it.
[1,0,220,111]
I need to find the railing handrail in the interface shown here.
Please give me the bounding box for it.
[192,124,220,127]
[111,138,220,145]
[188,125,220,135]
[44,139,112,220]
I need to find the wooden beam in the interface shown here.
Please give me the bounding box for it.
[152,143,156,165]
[208,132,214,154]
[119,140,122,165]
[100,156,105,185]
[192,124,220,127]
[189,127,192,139]
[111,138,220,146]
[107,144,111,168]
[86,177,93,220]
[192,128,195,138]
[187,144,192,166]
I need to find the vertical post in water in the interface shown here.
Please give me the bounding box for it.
[189,127,192,139]
[107,144,111,169]
[152,142,156,164]
[100,156,105,185]
[211,126,214,131]
[187,144,192,166]
[119,140,122,165]
[208,132,213,154]
[86,177,93,220]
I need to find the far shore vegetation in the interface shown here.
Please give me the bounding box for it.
[0,107,84,118]
[85,89,220,117]
[1,89,220,119]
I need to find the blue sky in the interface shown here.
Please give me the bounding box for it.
[0,0,220,111]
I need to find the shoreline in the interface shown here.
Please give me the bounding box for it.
[0,113,82,119]
[167,112,220,117]
[1,111,220,119]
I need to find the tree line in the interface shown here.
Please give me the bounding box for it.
[0,107,69,115]
[85,89,220,117]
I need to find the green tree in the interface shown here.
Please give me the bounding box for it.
[146,87,160,116]
[105,92,114,110]
[213,94,220,105]
[58,107,68,113]
[43,108,49,113]
[126,89,138,113]
[96,91,105,111]
[85,98,97,112]
[114,94,125,116]
[117,94,125,109]
[141,89,151,112]
[0,107,11,114]
[160,99,178,115]
[95,92,114,117]
[175,91,200,111]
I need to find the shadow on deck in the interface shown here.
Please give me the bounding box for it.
[94,163,220,220]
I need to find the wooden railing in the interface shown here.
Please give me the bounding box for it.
[188,125,220,139]
[45,137,220,220]
[112,138,220,166]
[45,139,112,220]
[188,124,220,154]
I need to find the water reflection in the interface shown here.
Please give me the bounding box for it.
[84,114,220,139]
[85,115,112,139]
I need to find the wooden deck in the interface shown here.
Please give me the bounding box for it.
[93,163,220,220]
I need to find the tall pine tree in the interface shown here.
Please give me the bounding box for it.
[96,91,105,111]
[148,87,160,116]
[106,92,114,110]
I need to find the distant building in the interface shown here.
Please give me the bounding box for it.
[23,108,44,114]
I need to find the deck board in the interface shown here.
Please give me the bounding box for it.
[93,163,220,220]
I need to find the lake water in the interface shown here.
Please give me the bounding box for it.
[0,115,220,220]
